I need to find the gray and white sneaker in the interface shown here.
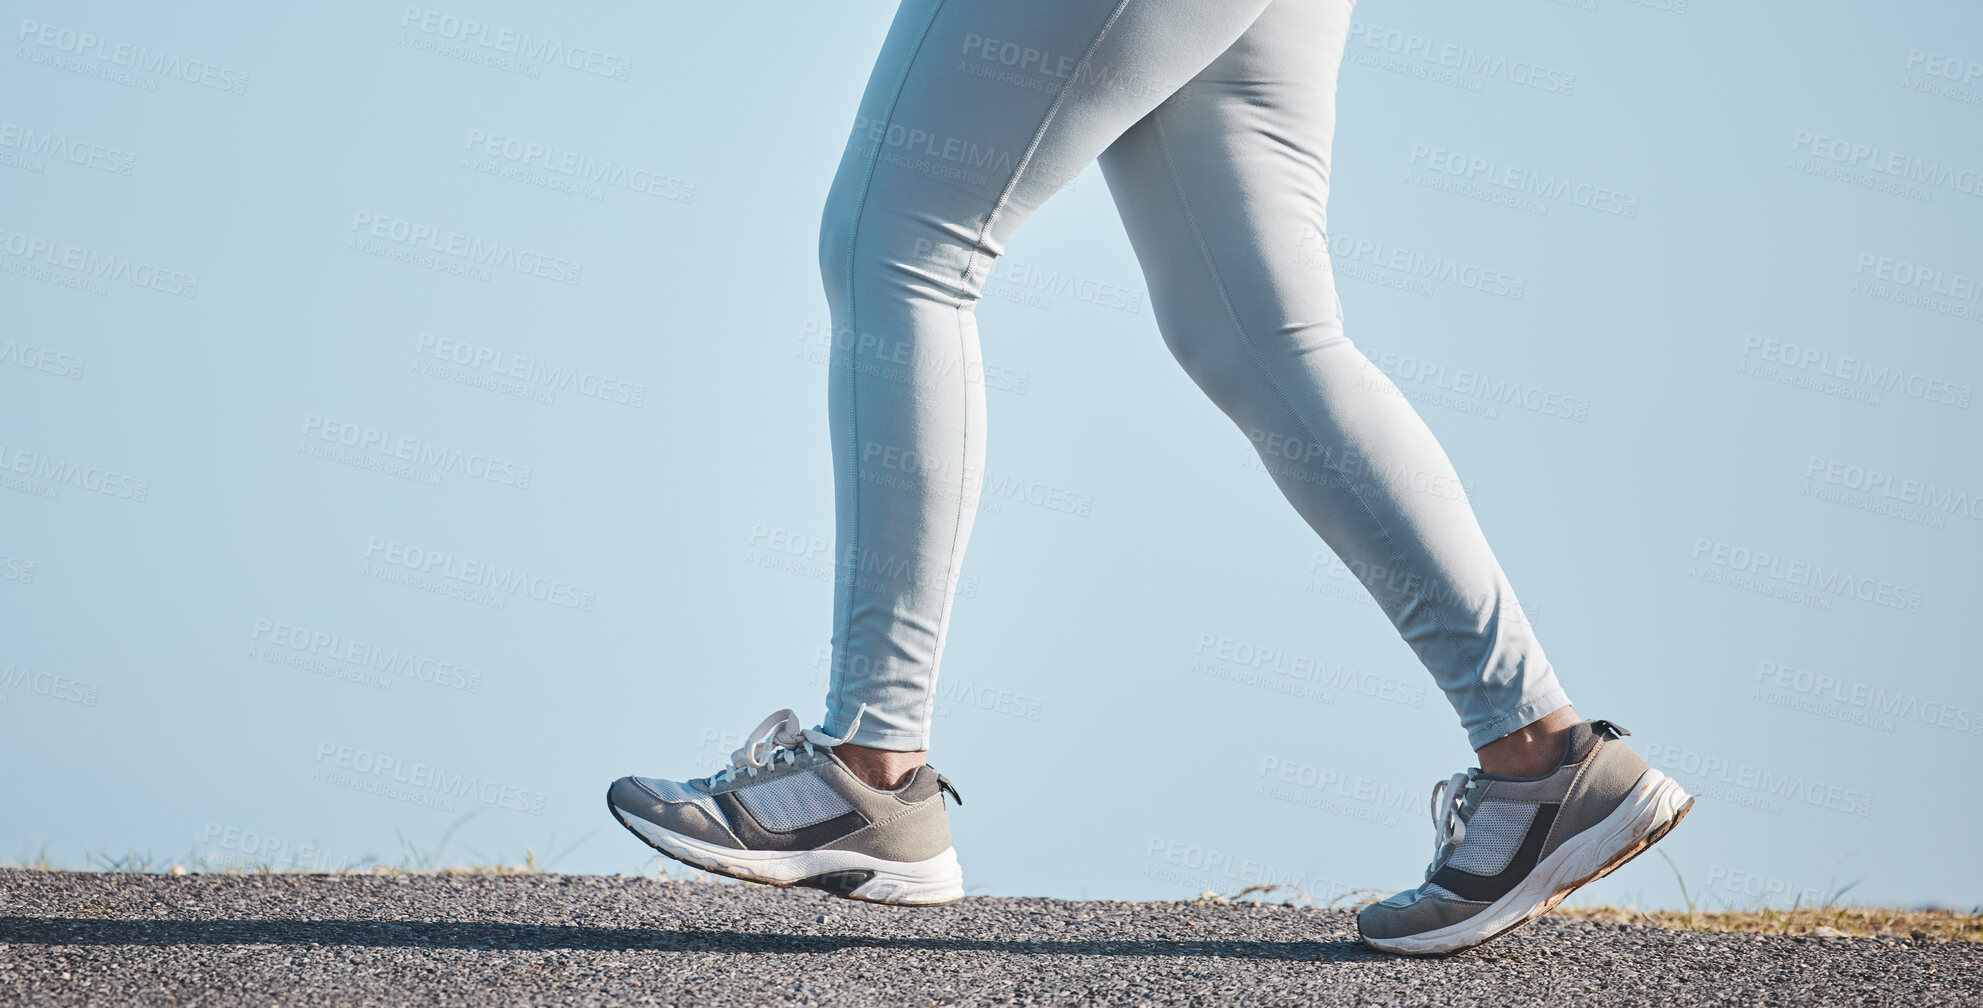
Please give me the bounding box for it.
[1357,719,1693,955]
[607,707,965,906]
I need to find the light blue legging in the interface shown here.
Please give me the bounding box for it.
[818,0,1570,752]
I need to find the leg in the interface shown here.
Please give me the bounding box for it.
[817,0,1277,759]
[1096,0,1572,754]
[1094,2,1692,954]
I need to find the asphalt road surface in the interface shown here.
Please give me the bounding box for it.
[2,869,1973,1006]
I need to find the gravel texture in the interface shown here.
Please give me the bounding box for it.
[1,869,1974,1006]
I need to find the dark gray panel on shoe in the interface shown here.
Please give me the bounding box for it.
[713,792,869,851]
[1428,803,1559,903]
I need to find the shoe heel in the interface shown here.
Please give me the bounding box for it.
[846,847,965,906]
[1569,768,1693,888]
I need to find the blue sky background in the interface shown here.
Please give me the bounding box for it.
[4,0,1979,912]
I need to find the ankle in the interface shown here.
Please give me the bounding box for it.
[1476,706,1579,778]
[833,742,926,790]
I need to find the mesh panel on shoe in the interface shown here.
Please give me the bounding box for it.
[1445,800,1540,875]
[735,770,856,831]
[634,776,723,820]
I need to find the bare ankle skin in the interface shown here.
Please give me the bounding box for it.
[834,742,927,790]
[1475,706,1580,778]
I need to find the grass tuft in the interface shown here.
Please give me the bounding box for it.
[1194,875,1983,943]
[1546,905,1983,942]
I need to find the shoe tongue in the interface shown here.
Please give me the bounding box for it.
[703,742,825,792]
[1457,777,1487,820]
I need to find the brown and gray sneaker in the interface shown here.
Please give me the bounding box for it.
[607,707,965,906]
[1357,719,1694,955]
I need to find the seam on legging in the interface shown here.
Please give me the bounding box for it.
[1149,108,1477,733]
[833,0,953,732]
[958,0,1133,291]
[921,0,1136,738]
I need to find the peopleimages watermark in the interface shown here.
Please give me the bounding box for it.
[413,332,647,408]
[314,741,548,815]
[0,553,35,584]
[1686,538,1923,613]
[1735,333,1971,409]
[1850,251,1983,324]
[0,225,200,297]
[1751,659,1982,737]
[299,413,534,489]
[1803,454,1981,528]
[15,19,251,94]
[1346,21,1577,97]
[1244,424,1476,502]
[1305,551,1543,631]
[1906,48,1983,85]
[1360,349,1589,422]
[861,438,1094,518]
[1902,47,1983,107]
[1790,130,1983,202]
[845,115,1082,193]
[397,7,632,81]
[1703,864,1824,910]
[957,32,1185,106]
[846,115,1015,191]
[0,442,150,503]
[1255,756,1418,828]
[1785,132,1929,203]
[795,320,1034,396]
[1300,225,1528,300]
[1405,143,1640,218]
[198,823,359,872]
[804,645,1044,723]
[0,339,86,380]
[1193,632,1427,708]
[460,128,692,203]
[743,522,982,600]
[1641,743,1873,818]
[1142,835,1357,903]
[251,618,484,694]
[0,121,136,176]
[0,663,100,707]
[911,238,1144,314]
[362,537,598,612]
[1854,252,1982,300]
[347,210,584,286]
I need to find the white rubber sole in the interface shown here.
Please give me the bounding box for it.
[1361,767,1695,955]
[610,800,966,906]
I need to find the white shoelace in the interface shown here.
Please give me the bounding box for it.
[1424,770,1476,882]
[708,704,867,785]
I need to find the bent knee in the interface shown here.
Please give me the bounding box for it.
[819,190,995,306]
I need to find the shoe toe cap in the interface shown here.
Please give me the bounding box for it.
[607,776,740,847]
[1357,887,1480,942]
[607,775,663,813]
